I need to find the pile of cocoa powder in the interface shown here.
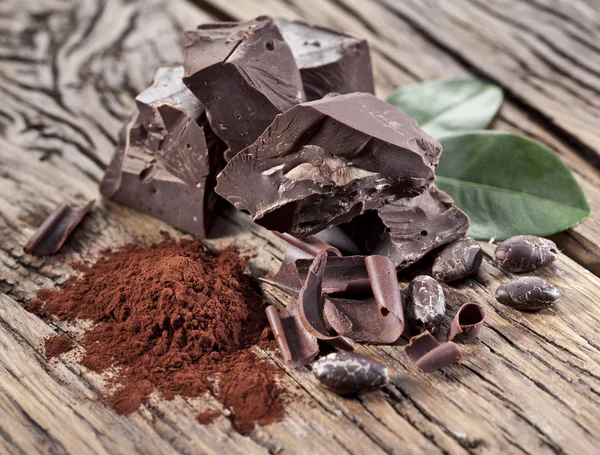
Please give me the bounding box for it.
[29,237,285,434]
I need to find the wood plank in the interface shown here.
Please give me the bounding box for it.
[1,0,600,454]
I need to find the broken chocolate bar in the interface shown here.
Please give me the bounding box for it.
[275,18,375,101]
[216,92,441,237]
[342,186,469,269]
[24,201,94,256]
[448,302,486,343]
[100,66,225,238]
[183,16,305,156]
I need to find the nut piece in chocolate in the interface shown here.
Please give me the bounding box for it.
[405,275,446,335]
[216,92,442,237]
[275,18,375,101]
[312,353,389,395]
[494,235,559,272]
[432,238,483,282]
[342,186,469,269]
[183,16,305,156]
[100,66,225,238]
[496,277,561,310]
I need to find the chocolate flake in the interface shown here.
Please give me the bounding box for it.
[448,303,486,343]
[215,92,441,237]
[404,331,439,362]
[415,342,462,373]
[24,200,94,256]
[275,18,375,101]
[266,304,318,368]
[342,186,469,269]
[296,255,371,295]
[365,255,404,322]
[260,245,312,293]
[183,16,305,156]
[312,353,389,396]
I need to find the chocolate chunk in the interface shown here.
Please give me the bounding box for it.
[415,342,462,373]
[494,235,559,272]
[23,201,94,256]
[432,238,482,282]
[496,277,560,311]
[342,186,469,269]
[312,353,389,395]
[323,296,403,344]
[274,232,341,257]
[100,66,225,237]
[297,252,353,350]
[314,226,362,255]
[275,18,375,101]
[215,92,441,237]
[405,275,446,335]
[404,331,439,362]
[182,16,305,156]
[448,303,486,343]
[365,255,404,322]
[266,304,318,368]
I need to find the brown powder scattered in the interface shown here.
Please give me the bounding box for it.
[196,410,221,425]
[44,335,75,359]
[29,238,286,434]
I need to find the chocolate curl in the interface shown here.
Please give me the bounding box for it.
[296,256,371,294]
[24,201,94,256]
[274,232,341,257]
[365,255,404,324]
[260,245,312,292]
[405,332,462,373]
[448,303,486,343]
[404,331,439,362]
[298,252,353,351]
[324,297,403,344]
[266,304,318,368]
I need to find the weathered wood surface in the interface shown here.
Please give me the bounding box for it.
[1,0,600,454]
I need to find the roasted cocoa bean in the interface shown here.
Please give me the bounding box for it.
[405,275,445,335]
[496,277,560,310]
[312,353,389,395]
[494,235,558,272]
[432,238,483,282]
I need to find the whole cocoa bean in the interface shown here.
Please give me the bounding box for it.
[405,275,445,334]
[432,238,483,282]
[312,353,389,395]
[494,235,558,272]
[496,277,560,310]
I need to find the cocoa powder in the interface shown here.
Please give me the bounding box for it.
[44,335,75,359]
[29,237,286,434]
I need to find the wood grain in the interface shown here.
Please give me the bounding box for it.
[1,0,600,454]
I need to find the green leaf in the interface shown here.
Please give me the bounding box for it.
[435,131,590,241]
[387,78,503,138]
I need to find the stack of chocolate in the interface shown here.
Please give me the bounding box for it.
[101,16,478,376]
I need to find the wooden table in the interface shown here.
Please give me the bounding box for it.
[1,0,600,453]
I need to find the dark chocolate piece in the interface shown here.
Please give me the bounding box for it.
[312,353,389,395]
[296,256,371,294]
[275,18,375,101]
[415,342,462,373]
[298,252,353,350]
[342,186,469,269]
[260,245,313,292]
[365,255,404,322]
[494,235,559,273]
[100,66,225,237]
[404,331,439,362]
[215,92,441,237]
[266,304,318,368]
[448,303,486,343]
[405,275,446,335]
[274,232,341,257]
[496,277,560,310]
[183,16,305,156]
[23,201,94,256]
[314,226,362,255]
[324,296,403,344]
[432,238,482,282]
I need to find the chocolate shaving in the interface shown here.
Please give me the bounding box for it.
[296,256,371,295]
[323,297,403,344]
[274,232,341,257]
[448,303,486,343]
[260,245,312,293]
[297,252,353,351]
[266,304,318,368]
[24,201,94,256]
[365,255,404,322]
[415,342,462,373]
[404,331,439,362]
